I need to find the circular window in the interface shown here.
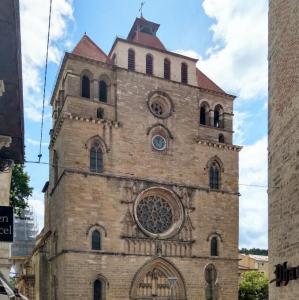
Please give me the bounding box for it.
[137,196,173,234]
[148,92,173,118]
[152,135,167,151]
[134,187,184,239]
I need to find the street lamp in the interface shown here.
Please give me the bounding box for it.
[167,277,177,300]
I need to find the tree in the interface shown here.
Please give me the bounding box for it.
[240,248,268,256]
[9,164,33,216]
[239,271,268,300]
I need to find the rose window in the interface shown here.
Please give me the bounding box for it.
[136,196,173,234]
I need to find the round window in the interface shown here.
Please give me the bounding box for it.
[137,196,173,234]
[148,92,173,119]
[134,187,184,239]
[152,135,167,151]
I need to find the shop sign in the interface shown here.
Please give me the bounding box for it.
[0,206,13,242]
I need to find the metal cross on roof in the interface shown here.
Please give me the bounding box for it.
[139,1,145,17]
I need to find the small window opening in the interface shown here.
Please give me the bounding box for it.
[93,279,102,300]
[82,75,90,98]
[181,63,188,84]
[97,108,104,119]
[209,162,220,189]
[90,145,103,173]
[128,49,135,71]
[99,81,108,102]
[92,230,101,250]
[218,134,225,143]
[214,105,224,128]
[211,237,218,256]
[164,58,171,80]
[146,54,153,75]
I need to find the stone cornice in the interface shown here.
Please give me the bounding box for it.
[53,168,240,196]
[49,248,239,261]
[49,112,121,149]
[195,137,242,152]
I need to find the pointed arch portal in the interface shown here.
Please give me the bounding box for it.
[130,258,187,300]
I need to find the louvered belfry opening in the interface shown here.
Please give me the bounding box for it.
[164,58,170,80]
[146,54,153,75]
[128,49,135,71]
[181,62,188,84]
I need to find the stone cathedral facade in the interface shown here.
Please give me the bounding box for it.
[30,17,240,300]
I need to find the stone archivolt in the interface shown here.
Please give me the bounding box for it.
[130,257,187,300]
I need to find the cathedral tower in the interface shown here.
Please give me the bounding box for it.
[268,1,299,298]
[40,17,240,299]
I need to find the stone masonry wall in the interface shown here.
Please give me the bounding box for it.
[268,0,299,299]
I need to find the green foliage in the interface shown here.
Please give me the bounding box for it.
[9,164,33,216]
[239,271,268,300]
[240,248,268,256]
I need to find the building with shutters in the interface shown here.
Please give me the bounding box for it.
[26,16,241,300]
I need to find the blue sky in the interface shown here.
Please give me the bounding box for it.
[20,0,268,249]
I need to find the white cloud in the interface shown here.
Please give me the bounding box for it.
[239,136,268,249]
[26,138,48,147]
[233,110,252,145]
[20,0,74,121]
[176,0,268,100]
[28,193,45,233]
[199,0,268,100]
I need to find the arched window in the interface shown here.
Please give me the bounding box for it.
[93,280,102,300]
[81,75,90,98]
[146,54,153,75]
[200,103,209,125]
[209,162,220,189]
[92,230,101,250]
[181,62,188,84]
[214,105,224,128]
[211,237,218,256]
[164,58,171,80]
[218,134,225,143]
[53,150,58,184]
[99,81,108,102]
[128,49,135,71]
[90,144,103,173]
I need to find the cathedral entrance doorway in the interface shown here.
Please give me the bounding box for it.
[130,258,187,300]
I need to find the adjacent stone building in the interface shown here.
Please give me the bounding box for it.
[32,17,240,300]
[0,0,24,283]
[268,0,299,299]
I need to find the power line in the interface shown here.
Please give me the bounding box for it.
[24,160,278,189]
[38,0,53,162]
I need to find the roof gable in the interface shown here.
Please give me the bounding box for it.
[72,34,109,63]
[196,68,226,94]
[131,31,165,50]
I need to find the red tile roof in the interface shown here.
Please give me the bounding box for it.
[131,31,166,50]
[72,34,109,63]
[196,68,225,94]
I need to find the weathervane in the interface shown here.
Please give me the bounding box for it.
[139,1,145,17]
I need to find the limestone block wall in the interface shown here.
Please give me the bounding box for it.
[268,0,299,299]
